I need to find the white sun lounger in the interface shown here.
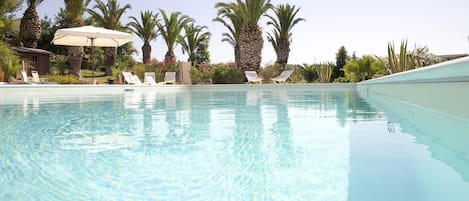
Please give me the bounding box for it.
[132,75,142,85]
[21,70,29,83]
[271,70,293,84]
[31,71,43,83]
[122,72,134,84]
[163,72,176,84]
[244,71,263,84]
[144,72,157,85]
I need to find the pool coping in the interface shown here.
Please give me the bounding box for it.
[0,83,357,94]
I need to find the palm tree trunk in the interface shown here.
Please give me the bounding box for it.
[234,44,240,69]
[275,37,290,72]
[142,42,151,64]
[20,7,41,48]
[238,25,263,72]
[68,46,83,77]
[104,47,116,76]
[164,49,176,63]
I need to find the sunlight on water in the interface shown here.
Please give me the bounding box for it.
[0,88,468,200]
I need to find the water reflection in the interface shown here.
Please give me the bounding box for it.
[4,88,444,200]
[359,90,469,181]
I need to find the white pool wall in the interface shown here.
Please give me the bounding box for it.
[358,56,469,120]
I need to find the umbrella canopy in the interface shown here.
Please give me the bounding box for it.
[52,26,133,83]
[52,26,133,47]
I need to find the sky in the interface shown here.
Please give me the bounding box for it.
[16,0,469,65]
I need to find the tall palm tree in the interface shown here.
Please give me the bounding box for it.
[64,0,90,77]
[179,24,210,66]
[156,9,193,63]
[267,4,305,71]
[128,11,158,64]
[20,0,44,48]
[215,0,272,72]
[88,0,131,75]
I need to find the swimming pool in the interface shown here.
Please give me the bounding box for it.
[0,85,468,200]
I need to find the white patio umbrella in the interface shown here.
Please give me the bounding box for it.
[52,26,133,81]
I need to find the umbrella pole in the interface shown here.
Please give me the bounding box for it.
[91,38,95,84]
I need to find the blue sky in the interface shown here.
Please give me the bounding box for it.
[16,0,469,65]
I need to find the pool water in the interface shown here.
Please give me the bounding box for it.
[0,88,468,200]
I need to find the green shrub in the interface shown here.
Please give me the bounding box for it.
[189,67,203,84]
[50,54,68,75]
[212,66,244,84]
[344,55,385,82]
[302,64,318,82]
[316,63,334,83]
[130,63,163,82]
[44,74,77,84]
[260,64,280,83]
[288,65,306,83]
[0,42,21,82]
[333,77,351,83]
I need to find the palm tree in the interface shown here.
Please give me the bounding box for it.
[128,11,158,64]
[156,9,193,63]
[266,4,305,71]
[215,0,273,72]
[64,0,90,77]
[213,3,242,67]
[87,0,131,75]
[179,24,210,66]
[20,0,44,48]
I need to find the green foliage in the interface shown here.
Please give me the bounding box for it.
[0,41,21,82]
[156,9,194,62]
[316,63,334,83]
[212,66,244,84]
[179,23,211,65]
[332,46,348,80]
[128,10,158,63]
[344,55,385,82]
[189,67,203,84]
[132,63,164,82]
[50,54,69,75]
[43,74,77,84]
[87,0,131,30]
[302,63,318,82]
[214,0,273,66]
[333,77,351,83]
[0,0,23,39]
[128,11,158,44]
[383,40,441,74]
[260,63,280,81]
[288,65,306,83]
[266,3,305,66]
[386,40,412,74]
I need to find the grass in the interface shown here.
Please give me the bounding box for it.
[81,69,116,84]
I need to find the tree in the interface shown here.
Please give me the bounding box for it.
[20,0,43,48]
[128,11,158,64]
[88,0,131,75]
[213,2,243,67]
[0,41,21,82]
[215,0,273,72]
[194,35,210,65]
[0,0,23,41]
[332,46,348,80]
[266,4,305,71]
[64,0,90,77]
[179,24,211,66]
[156,9,193,63]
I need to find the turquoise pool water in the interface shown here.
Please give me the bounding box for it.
[1,87,468,200]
